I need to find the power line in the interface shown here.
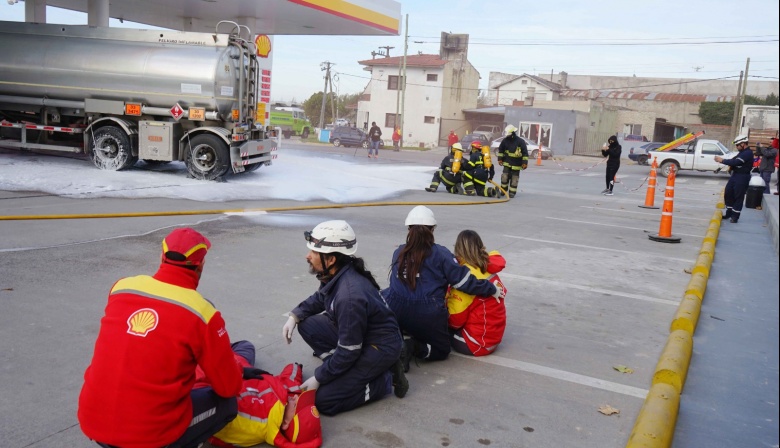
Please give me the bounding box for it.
[410,38,778,47]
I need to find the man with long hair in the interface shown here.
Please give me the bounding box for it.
[281,220,407,416]
[382,207,500,371]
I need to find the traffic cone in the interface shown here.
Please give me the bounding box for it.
[639,157,660,209]
[649,164,681,243]
[536,143,543,166]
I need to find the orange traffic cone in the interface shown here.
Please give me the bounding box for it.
[536,143,543,166]
[639,157,660,209]
[649,164,681,243]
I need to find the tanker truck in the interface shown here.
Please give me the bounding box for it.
[0,20,277,180]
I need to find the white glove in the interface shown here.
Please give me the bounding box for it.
[301,375,320,391]
[282,315,297,344]
[491,281,505,301]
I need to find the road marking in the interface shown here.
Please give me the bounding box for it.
[704,180,721,185]
[554,171,574,175]
[501,272,680,306]
[579,205,708,221]
[501,235,693,263]
[545,216,704,238]
[580,172,601,177]
[452,353,649,399]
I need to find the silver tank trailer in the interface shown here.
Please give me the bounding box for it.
[0,21,242,117]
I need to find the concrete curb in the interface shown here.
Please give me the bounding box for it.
[625,207,722,447]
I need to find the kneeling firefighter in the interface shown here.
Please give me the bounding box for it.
[496,125,528,198]
[426,142,465,193]
[462,143,496,197]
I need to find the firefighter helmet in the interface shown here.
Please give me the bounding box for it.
[304,220,357,255]
[505,125,518,135]
[405,205,437,227]
[451,142,463,151]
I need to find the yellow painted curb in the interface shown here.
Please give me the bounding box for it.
[691,252,713,277]
[702,229,719,245]
[699,240,716,258]
[684,273,708,301]
[670,294,703,334]
[652,330,693,394]
[710,211,723,222]
[626,383,681,448]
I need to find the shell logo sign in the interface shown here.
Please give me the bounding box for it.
[255,35,271,58]
[127,308,159,337]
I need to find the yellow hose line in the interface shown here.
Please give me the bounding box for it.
[0,182,510,221]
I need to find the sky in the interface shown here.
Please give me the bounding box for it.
[0,148,432,203]
[0,0,778,104]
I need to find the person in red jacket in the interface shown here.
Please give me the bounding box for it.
[78,227,245,448]
[198,341,323,448]
[446,230,508,356]
[447,129,459,147]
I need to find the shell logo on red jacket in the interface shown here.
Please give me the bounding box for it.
[127,308,159,337]
[255,35,271,58]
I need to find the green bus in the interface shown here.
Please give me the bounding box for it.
[270,107,312,139]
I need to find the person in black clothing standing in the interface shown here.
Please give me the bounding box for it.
[715,134,756,223]
[368,121,382,158]
[496,125,528,198]
[601,135,622,196]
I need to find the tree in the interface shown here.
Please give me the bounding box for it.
[301,92,361,127]
[699,102,735,125]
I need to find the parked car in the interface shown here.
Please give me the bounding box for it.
[334,118,349,127]
[490,136,553,160]
[329,126,384,148]
[623,134,649,142]
[459,133,491,152]
[628,142,665,165]
[472,125,502,141]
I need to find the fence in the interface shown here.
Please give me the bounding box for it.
[573,128,614,156]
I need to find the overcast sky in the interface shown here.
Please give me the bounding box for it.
[1,0,778,104]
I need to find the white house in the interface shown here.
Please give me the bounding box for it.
[356,34,479,148]
[488,73,562,106]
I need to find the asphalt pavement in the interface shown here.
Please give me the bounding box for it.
[0,143,777,448]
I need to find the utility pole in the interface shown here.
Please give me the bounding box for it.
[730,70,744,142]
[318,61,334,131]
[378,45,394,57]
[399,14,408,147]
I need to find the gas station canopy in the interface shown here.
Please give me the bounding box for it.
[35,0,401,35]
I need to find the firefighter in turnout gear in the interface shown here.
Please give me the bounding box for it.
[496,125,528,198]
[426,143,465,193]
[462,144,497,197]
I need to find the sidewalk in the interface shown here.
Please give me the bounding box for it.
[672,194,779,447]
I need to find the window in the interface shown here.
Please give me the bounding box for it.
[521,80,528,85]
[424,116,435,124]
[623,124,643,136]
[385,113,400,128]
[701,143,723,155]
[427,74,438,82]
[387,75,405,90]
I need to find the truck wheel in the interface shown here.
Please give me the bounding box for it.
[637,155,648,165]
[659,160,679,178]
[88,126,137,171]
[185,134,230,180]
[244,162,262,172]
[332,139,341,147]
[301,128,310,139]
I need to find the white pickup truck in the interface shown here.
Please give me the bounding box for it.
[647,139,736,177]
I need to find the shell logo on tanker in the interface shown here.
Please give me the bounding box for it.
[127,308,159,337]
[255,35,271,58]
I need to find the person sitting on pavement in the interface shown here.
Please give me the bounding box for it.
[382,206,500,372]
[196,340,323,448]
[426,142,466,194]
[78,228,245,448]
[281,220,408,416]
[462,143,497,197]
[446,230,508,357]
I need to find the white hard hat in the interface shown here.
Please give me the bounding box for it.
[451,142,463,151]
[405,205,437,227]
[733,134,749,145]
[304,220,357,255]
[505,125,518,135]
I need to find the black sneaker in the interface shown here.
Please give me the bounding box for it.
[390,359,408,398]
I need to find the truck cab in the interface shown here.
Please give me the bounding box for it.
[648,139,734,177]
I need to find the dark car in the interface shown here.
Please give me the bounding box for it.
[628,142,665,165]
[329,126,384,149]
[459,133,490,152]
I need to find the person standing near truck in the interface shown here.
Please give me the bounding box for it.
[757,140,778,194]
[715,134,755,223]
[601,135,622,196]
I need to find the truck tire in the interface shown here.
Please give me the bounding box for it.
[301,128,310,139]
[88,126,137,171]
[185,134,230,180]
[659,160,679,177]
[244,162,262,172]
